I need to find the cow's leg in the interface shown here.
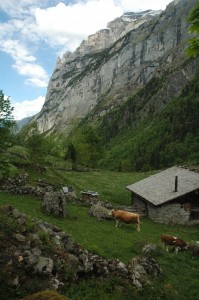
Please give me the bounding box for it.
[175,247,180,254]
[137,223,140,232]
[115,220,121,227]
[161,242,167,251]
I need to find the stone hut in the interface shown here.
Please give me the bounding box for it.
[126,166,199,225]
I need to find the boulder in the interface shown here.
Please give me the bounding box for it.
[89,202,112,220]
[42,192,67,218]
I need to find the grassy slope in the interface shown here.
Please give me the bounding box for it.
[1,191,198,260]
[1,169,199,299]
[25,168,157,205]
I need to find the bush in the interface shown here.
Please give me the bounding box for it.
[21,290,69,300]
[0,206,20,236]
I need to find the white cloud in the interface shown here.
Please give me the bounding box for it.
[115,0,171,11]
[25,78,48,88]
[12,96,45,120]
[35,0,123,50]
[0,39,35,62]
[0,0,42,18]
[14,61,48,82]
[34,0,172,50]
[0,0,173,51]
[0,39,48,87]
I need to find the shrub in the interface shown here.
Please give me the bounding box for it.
[0,206,20,236]
[39,230,50,245]
[21,290,69,300]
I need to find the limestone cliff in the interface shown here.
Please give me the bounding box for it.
[33,0,198,134]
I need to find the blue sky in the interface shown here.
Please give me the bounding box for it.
[0,0,172,120]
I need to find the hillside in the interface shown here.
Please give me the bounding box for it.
[94,62,199,171]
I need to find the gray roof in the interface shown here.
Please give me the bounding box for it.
[126,166,199,206]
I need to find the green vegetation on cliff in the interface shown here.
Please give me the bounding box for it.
[94,65,199,171]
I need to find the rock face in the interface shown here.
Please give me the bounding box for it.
[33,0,198,134]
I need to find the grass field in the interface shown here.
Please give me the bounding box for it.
[1,169,199,299]
[27,168,157,205]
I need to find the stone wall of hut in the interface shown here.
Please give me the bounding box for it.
[132,196,147,210]
[147,202,190,225]
[132,192,199,225]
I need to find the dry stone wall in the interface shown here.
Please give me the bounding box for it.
[1,174,56,198]
[148,203,190,225]
[0,205,162,294]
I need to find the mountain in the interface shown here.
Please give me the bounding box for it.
[16,116,32,131]
[30,0,199,171]
[32,0,198,136]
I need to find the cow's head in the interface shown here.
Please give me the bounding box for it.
[108,209,114,216]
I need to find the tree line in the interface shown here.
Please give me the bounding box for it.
[0,91,103,179]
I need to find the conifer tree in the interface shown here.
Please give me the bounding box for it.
[0,90,16,179]
[186,2,199,58]
[0,90,15,150]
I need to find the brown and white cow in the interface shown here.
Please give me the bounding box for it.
[109,209,140,232]
[160,234,189,254]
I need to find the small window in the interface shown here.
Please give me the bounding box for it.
[184,203,191,211]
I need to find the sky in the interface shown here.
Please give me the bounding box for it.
[0,0,173,120]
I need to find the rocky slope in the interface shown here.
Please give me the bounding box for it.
[32,0,198,134]
[0,205,162,299]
